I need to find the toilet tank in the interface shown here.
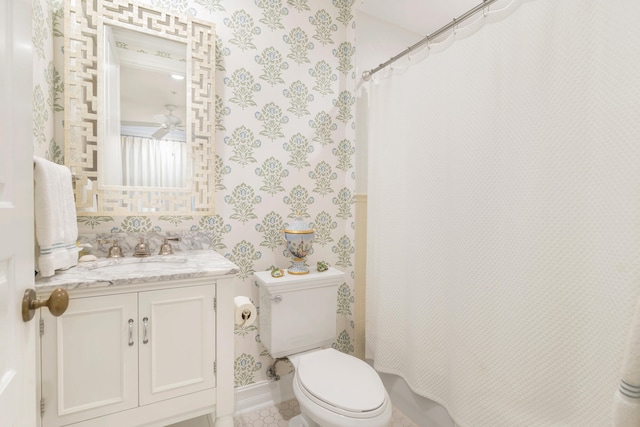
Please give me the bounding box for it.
[255,267,345,358]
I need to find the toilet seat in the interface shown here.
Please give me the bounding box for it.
[295,349,388,419]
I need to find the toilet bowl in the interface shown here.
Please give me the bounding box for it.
[288,348,391,427]
[254,267,392,427]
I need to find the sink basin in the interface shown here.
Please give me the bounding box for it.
[79,257,188,274]
[94,261,185,272]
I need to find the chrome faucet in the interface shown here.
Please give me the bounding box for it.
[133,237,151,257]
[158,237,181,255]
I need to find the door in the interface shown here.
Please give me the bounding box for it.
[138,285,216,405]
[40,294,138,427]
[0,0,36,425]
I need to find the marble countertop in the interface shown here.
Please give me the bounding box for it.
[35,250,239,292]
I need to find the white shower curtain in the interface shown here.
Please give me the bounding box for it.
[366,0,640,425]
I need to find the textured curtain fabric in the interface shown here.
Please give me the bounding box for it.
[120,135,187,188]
[365,0,640,425]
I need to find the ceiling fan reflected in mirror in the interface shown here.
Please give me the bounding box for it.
[152,104,184,140]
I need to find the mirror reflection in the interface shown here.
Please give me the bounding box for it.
[102,26,188,189]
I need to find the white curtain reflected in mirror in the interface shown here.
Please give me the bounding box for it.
[120,135,186,188]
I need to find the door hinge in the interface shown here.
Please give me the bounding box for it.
[40,397,45,417]
[39,318,44,337]
[214,360,217,375]
[213,297,217,311]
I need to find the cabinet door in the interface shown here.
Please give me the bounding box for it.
[138,285,216,405]
[40,293,138,427]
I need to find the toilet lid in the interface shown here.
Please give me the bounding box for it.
[297,349,386,413]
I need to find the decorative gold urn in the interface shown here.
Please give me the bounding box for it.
[283,214,314,275]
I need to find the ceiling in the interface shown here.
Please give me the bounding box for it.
[357,0,481,36]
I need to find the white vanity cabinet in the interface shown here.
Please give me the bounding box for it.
[138,286,216,406]
[40,292,139,425]
[35,262,237,427]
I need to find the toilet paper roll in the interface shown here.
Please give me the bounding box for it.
[234,296,257,327]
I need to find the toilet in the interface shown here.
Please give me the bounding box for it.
[255,267,392,427]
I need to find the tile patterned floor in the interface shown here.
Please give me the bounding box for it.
[233,399,420,427]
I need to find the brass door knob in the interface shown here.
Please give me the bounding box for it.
[22,288,69,322]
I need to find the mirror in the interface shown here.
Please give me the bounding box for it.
[64,0,215,214]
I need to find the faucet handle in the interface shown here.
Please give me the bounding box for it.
[158,237,181,255]
[133,237,151,257]
[99,239,123,258]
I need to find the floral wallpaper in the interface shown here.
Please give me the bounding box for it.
[32,0,65,164]
[33,0,357,386]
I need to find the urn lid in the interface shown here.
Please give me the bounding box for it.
[283,214,314,234]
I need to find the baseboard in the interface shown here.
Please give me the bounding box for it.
[234,373,295,415]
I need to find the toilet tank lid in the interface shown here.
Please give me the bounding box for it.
[297,348,386,413]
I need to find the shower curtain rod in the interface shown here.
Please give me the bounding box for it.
[362,0,500,81]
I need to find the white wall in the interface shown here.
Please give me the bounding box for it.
[355,11,421,81]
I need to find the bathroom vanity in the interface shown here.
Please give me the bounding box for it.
[34,251,238,427]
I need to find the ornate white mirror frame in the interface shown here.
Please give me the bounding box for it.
[64,0,215,215]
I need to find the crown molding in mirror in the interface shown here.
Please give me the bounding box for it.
[64,0,215,215]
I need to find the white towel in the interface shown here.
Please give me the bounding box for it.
[613,294,640,426]
[33,157,79,277]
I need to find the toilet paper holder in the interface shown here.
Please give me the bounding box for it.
[234,296,257,327]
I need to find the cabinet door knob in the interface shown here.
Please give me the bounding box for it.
[271,295,283,303]
[22,288,69,322]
